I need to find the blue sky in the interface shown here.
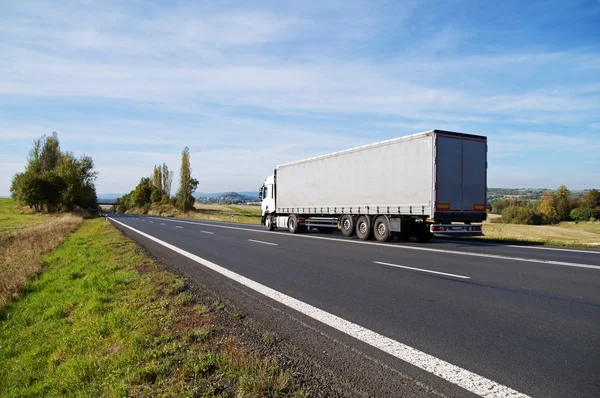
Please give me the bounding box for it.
[1,0,599,196]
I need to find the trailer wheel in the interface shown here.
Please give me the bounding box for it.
[355,215,373,241]
[288,214,299,233]
[373,216,391,242]
[340,215,355,237]
[265,215,274,231]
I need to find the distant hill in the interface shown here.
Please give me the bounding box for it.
[196,191,259,204]
[196,191,257,199]
[487,188,591,203]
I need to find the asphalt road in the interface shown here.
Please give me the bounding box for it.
[109,214,600,398]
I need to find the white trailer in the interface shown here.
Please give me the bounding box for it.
[259,130,487,242]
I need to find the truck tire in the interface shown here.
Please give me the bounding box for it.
[355,215,373,241]
[340,214,355,237]
[265,215,274,231]
[373,216,391,242]
[288,214,299,233]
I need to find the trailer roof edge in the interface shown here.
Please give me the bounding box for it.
[276,130,486,169]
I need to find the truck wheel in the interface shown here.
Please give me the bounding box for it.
[373,216,391,242]
[340,215,355,237]
[265,215,274,231]
[355,215,373,241]
[288,214,299,233]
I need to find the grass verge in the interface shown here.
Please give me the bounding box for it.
[0,219,304,397]
[0,214,83,306]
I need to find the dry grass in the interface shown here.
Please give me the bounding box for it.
[0,214,83,306]
[471,221,600,247]
[126,202,262,225]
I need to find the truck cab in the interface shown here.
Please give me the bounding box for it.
[259,175,275,223]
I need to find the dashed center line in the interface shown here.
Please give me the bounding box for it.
[176,226,184,229]
[248,239,278,246]
[201,231,215,234]
[375,261,471,279]
[160,223,166,225]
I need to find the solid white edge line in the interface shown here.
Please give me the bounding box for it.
[153,217,600,270]
[248,239,278,246]
[109,217,529,398]
[375,261,470,279]
[437,238,600,255]
[201,231,215,234]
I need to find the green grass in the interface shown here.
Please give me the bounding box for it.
[0,198,54,233]
[0,219,303,397]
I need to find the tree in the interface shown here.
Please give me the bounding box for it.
[10,170,66,212]
[582,189,600,209]
[11,133,97,212]
[40,132,61,172]
[162,163,173,199]
[132,178,154,208]
[55,152,98,210]
[176,147,198,212]
[537,191,559,224]
[554,185,571,221]
[152,165,163,202]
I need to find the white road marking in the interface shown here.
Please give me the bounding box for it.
[176,226,184,229]
[248,239,278,246]
[201,231,215,235]
[149,221,153,223]
[160,223,166,226]
[153,218,600,270]
[437,239,600,255]
[375,261,470,279]
[109,217,529,398]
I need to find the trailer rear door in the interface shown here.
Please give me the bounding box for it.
[435,133,486,213]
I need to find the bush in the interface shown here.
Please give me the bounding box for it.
[502,206,543,225]
[570,207,597,223]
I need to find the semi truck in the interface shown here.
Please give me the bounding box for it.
[258,130,487,242]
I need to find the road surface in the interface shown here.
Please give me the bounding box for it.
[109,214,600,398]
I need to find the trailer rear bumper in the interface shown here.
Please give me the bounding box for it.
[430,224,483,237]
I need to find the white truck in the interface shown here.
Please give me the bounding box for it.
[259,130,487,242]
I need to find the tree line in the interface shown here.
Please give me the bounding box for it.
[115,147,198,213]
[10,133,98,212]
[489,185,600,224]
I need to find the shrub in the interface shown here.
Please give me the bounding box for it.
[502,206,543,225]
[570,207,597,223]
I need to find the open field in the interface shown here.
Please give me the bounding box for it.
[468,221,600,247]
[126,202,262,225]
[0,198,57,233]
[191,204,261,224]
[0,218,304,397]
